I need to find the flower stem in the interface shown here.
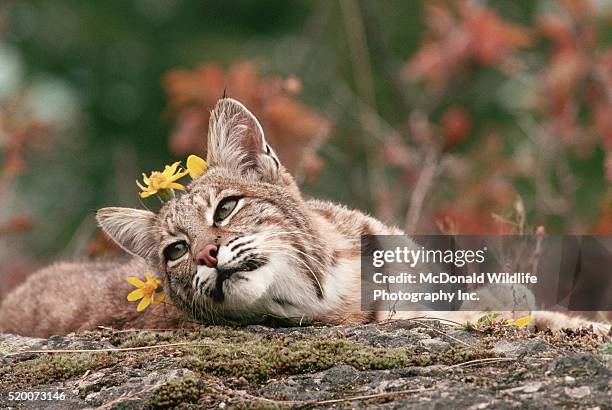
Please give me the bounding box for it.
[157,189,175,202]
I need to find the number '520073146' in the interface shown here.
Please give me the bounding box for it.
[7,391,66,401]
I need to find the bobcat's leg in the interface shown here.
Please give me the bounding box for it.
[381,284,611,335]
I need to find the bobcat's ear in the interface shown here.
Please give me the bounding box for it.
[96,207,158,262]
[207,98,281,181]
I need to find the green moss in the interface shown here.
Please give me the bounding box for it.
[146,375,288,409]
[119,331,176,348]
[0,353,118,389]
[183,334,494,383]
[146,377,206,409]
[78,378,119,398]
[0,326,500,394]
[106,327,255,348]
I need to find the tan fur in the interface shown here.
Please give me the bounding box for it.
[0,258,186,337]
[0,98,608,337]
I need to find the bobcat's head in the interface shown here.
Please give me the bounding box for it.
[97,99,331,324]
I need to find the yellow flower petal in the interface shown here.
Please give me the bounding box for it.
[163,170,188,183]
[127,288,145,301]
[152,292,166,305]
[145,273,159,287]
[139,190,157,199]
[163,161,181,178]
[127,277,145,288]
[137,296,152,312]
[163,182,186,191]
[513,316,534,328]
[186,155,207,179]
[137,162,189,200]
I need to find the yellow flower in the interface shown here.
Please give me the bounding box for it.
[186,154,207,179]
[506,315,534,328]
[126,273,165,312]
[136,161,189,199]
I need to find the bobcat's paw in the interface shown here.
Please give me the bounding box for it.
[532,311,611,336]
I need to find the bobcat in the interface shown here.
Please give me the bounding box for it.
[0,98,608,337]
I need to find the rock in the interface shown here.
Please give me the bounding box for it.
[492,339,549,357]
[419,338,451,352]
[259,380,302,401]
[448,329,479,346]
[0,321,609,408]
[501,381,543,394]
[549,354,609,377]
[320,365,360,385]
[0,333,46,365]
[522,382,544,393]
[492,340,519,356]
[0,333,45,354]
[564,386,591,399]
[346,325,425,348]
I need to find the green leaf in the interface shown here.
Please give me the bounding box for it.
[477,312,501,323]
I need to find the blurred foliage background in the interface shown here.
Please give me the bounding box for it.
[0,0,611,296]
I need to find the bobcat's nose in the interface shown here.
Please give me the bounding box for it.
[196,244,218,268]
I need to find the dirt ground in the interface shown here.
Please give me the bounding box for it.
[0,320,610,409]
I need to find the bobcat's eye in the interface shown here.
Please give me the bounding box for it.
[214,196,240,223]
[164,241,189,261]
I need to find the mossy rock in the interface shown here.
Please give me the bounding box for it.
[146,376,207,409]
[0,353,117,389]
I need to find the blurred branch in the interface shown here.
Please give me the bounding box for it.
[0,168,11,207]
[0,94,51,238]
[339,0,378,125]
[340,0,389,213]
[516,113,573,216]
[403,110,444,233]
[358,0,412,113]
[404,145,439,233]
[331,82,398,140]
[0,0,15,38]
